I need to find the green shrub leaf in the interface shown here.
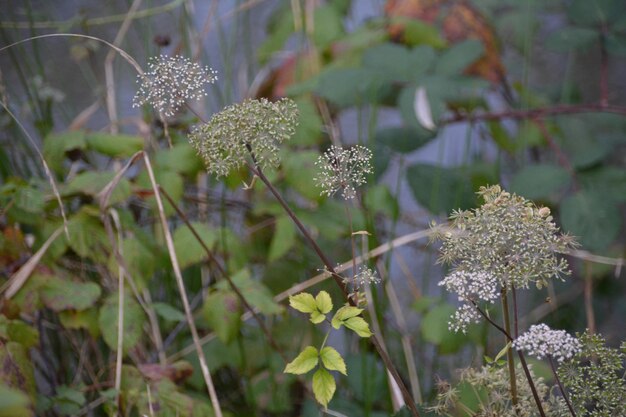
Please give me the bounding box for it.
[312,368,336,408]
[284,346,319,375]
[320,346,347,375]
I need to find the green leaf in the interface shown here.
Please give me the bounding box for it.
[216,269,283,315]
[421,304,469,354]
[320,346,346,375]
[568,0,625,27]
[509,164,571,200]
[310,311,327,324]
[282,150,321,200]
[435,40,484,76]
[257,7,293,64]
[390,17,447,48]
[315,291,333,314]
[13,185,45,215]
[43,130,86,173]
[289,292,317,314]
[346,353,384,403]
[172,222,217,269]
[494,341,512,362]
[54,385,85,415]
[313,5,344,48]
[364,184,399,220]
[0,384,31,417]
[268,215,296,262]
[99,292,147,355]
[0,343,35,401]
[314,68,384,107]
[375,126,436,154]
[67,208,110,263]
[152,302,185,322]
[154,143,203,176]
[201,290,242,344]
[284,346,319,375]
[343,317,372,338]
[7,321,39,349]
[546,27,598,51]
[107,238,156,290]
[331,306,363,329]
[560,190,622,251]
[363,43,435,83]
[291,98,323,146]
[85,133,143,158]
[64,171,131,205]
[312,368,336,408]
[40,276,101,312]
[58,308,100,338]
[136,169,184,217]
[406,163,475,214]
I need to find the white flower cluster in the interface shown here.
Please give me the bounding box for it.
[513,323,582,363]
[354,266,381,286]
[438,270,499,333]
[133,55,217,117]
[189,98,299,177]
[314,145,373,200]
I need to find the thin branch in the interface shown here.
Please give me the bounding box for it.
[549,356,577,417]
[441,103,626,125]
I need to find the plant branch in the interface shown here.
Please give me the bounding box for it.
[441,103,626,125]
[471,301,547,417]
[549,356,577,417]
[501,290,519,408]
[247,163,421,417]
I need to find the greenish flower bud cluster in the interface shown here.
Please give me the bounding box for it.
[189,98,299,177]
[439,185,576,290]
[558,331,626,417]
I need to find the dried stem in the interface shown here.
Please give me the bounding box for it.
[143,154,224,417]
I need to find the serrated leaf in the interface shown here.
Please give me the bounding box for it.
[320,346,346,375]
[64,171,131,206]
[315,291,333,314]
[85,133,143,158]
[289,292,317,314]
[268,215,296,262]
[343,317,372,338]
[67,208,110,263]
[43,130,86,173]
[201,290,241,344]
[312,368,336,408]
[40,276,101,312]
[99,292,146,355]
[331,306,363,329]
[310,311,326,324]
[284,346,319,375]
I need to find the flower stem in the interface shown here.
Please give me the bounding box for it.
[549,356,577,417]
[501,289,519,408]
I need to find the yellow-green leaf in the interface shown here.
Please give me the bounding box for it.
[344,316,372,338]
[310,311,326,324]
[315,291,333,314]
[312,368,336,408]
[289,293,317,314]
[320,346,346,375]
[284,346,318,375]
[331,305,363,329]
[85,133,144,158]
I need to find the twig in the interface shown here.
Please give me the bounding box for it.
[549,356,577,417]
[440,103,626,125]
[143,153,224,417]
[584,262,596,335]
[501,290,519,408]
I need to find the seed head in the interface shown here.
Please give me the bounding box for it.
[133,55,217,117]
[314,145,373,200]
[189,98,299,177]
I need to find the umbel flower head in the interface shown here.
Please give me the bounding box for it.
[314,145,373,200]
[133,55,217,117]
[189,98,298,177]
[436,185,577,332]
[513,323,581,363]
